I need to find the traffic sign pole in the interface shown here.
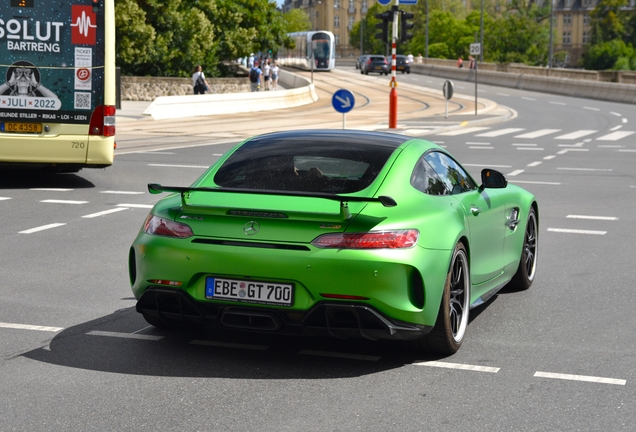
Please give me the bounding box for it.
[389,1,399,129]
[332,89,355,129]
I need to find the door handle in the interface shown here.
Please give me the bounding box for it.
[470,206,481,216]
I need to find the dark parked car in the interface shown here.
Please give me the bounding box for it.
[396,55,411,74]
[361,55,389,75]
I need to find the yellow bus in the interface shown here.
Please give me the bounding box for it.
[0,0,115,172]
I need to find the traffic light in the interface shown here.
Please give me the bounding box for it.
[400,11,414,42]
[374,11,392,44]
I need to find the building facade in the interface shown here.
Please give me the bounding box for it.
[554,0,635,67]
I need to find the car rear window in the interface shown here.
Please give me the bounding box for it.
[213,134,398,194]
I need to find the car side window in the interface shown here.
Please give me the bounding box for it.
[411,152,477,195]
[422,151,477,195]
[411,157,450,195]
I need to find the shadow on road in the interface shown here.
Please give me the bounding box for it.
[22,306,453,379]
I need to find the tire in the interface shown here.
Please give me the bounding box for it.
[365,70,369,75]
[411,243,470,354]
[360,69,364,74]
[508,207,538,291]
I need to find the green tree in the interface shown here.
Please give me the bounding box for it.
[115,0,156,75]
[485,11,550,65]
[582,39,634,69]
[589,0,629,44]
[283,8,312,33]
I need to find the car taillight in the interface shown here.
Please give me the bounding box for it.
[143,215,193,238]
[89,105,116,137]
[311,230,419,249]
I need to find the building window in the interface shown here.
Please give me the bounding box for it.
[348,0,355,12]
[563,14,572,26]
[334,16,340,27]
[583,14,591,25]
[583,31,590,44]
[335,34,340,46]
[565,0,572,7]
[362,0,368,13]
[563,32,572,45]
[348,16,354,30]
[334,0,340,8]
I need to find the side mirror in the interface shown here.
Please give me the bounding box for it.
[480,169,508,189]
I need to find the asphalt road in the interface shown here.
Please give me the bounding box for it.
[1,67,635,431]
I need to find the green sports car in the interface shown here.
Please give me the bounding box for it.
[129,130,538,354]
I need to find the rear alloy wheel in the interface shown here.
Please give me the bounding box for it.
[411,243,470,354]
[508,207,538,291]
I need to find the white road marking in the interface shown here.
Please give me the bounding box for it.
[116,203,154,209]
[557,149,589,154]
[414,361,500,373]
[19,223,66,234]
[0,197,11,201]
[610,112,622,117]
[515,129,561,138]
[598,145,623,148]
[0,322,63,332]
[567,215,618,221]
[136,151,175,155]
[549,101,566,105]
[190,340,269,350]
[469,146,493,150]
[517,147,544,151]
[476,128,525,137]
[40,199,88,205]
[299,349,381,361]
[609,125,622,131]
[497,92,509,96]
[465,141,491,145]
[513,143,537,147]
[557,167,612,172]
[30,188,73,191]
[521,97,536,101]
[87,330,163,341]
[622,118,627,124]
[437,127,491,136]
[617,149,636,152]
[508,169,525,176]
[534,371,625,386]
[82,208,129,218]
[527,161,542,167]
[596,131,635,141]
[101,191,144,195]
[511,180,561,185]
[547,228,607,235]
[148,163,208,169]
[583,106,600,111]
[554,130,597,140]
[543,155,557,160]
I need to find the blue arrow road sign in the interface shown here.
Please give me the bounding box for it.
[332,89,355,114]
[377,0,391,5]
[400,0,418,4]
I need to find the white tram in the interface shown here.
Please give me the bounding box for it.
[277,31,335,71]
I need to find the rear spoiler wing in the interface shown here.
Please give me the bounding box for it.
[148,183,397,219]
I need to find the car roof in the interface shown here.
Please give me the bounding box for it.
[242,129,410,149]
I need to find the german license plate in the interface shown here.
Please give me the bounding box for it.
[205,277,294,306]
[2,122,42,133]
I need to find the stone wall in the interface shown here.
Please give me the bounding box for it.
[120,76,251,101]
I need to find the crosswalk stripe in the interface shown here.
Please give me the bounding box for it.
[596,131,636,141]
[437,127,490,136]
[554,130,597,140]
[475,128,525,137]
[514,129,561,138]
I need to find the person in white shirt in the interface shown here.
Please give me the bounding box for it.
[263,60,271,91]
[271,62,280,90]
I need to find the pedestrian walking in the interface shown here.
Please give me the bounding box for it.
[271,62,280,90]
[192,65,209,95]
[249,61,262,92]
[263,60,271,91]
